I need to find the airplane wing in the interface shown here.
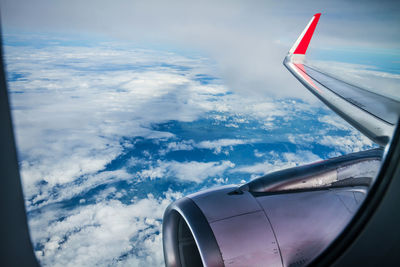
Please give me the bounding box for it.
[283,13,400,146]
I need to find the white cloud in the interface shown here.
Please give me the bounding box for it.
[139,160,235,183]
[158,140,195,155]
[30,190,182,267]
[196,138,256,154]
[5,43,232,203]
[25,168,133,210]
[254,149,266,158]
[232,150,322,177]
[5,41,307,266]
[318,115,354,131]
[318,134,374,154]
[3,34,381,266]
[168,160,235,182]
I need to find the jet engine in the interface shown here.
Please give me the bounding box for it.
[162,149,382,267]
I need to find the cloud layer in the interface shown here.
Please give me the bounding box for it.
[4,33,381,266]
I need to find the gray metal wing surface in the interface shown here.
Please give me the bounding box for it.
[284,13,400,146]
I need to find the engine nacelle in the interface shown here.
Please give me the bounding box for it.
[163,149,382,267]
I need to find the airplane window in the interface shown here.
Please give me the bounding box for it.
[1,1,399,267]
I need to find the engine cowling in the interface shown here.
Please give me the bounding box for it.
[162,149,382,267]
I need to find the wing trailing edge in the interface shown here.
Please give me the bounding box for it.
[283,13,399,146]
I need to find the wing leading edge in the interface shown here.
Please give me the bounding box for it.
[284,13,400,146]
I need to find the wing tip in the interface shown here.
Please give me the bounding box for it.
[289,13,322,55]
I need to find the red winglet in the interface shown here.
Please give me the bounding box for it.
[293,13,321,55]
